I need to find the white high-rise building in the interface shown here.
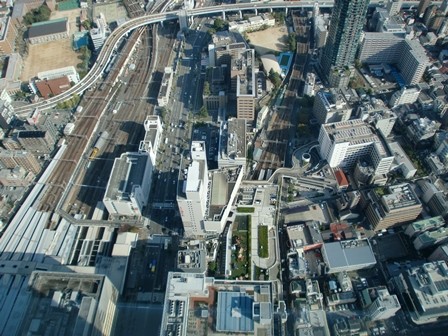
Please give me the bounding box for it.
[139,115,163,165]
[318,119,393,172]
[389,86,421,107]
[366,287,401,321]
[177,141,210,237]
[386,0,403,16]
[90,13,108,51]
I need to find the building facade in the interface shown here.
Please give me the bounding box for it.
[320,0,370,78]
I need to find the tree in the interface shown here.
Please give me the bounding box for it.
[268,69,282,88]
[213,17,226,31]
[272,12,285,25]
[199,105,208,119]
[203,81,210,96]
[23,4,51,25]
[82,20,91,30]
[287,33,297,51]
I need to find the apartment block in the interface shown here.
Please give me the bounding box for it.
[0,149,41,174]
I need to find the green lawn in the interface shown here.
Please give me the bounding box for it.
[237,207,255,213]
[231,216,251,279]
[258,225,269,258]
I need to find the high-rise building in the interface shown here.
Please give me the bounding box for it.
[365,287,401,321]
[17,130,55,153]
[386,0,402,16]
[321,0,370,78]
[0,149,41,174]
[417,0,431,18]
[313,89,353,125]
[362,183,422,231]
[318,119,393,172]
[177,141,209,237]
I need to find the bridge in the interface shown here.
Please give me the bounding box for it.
[14,0,432,116]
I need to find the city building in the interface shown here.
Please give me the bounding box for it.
[359,32,403,64]
[320,0,370,79]
[388,141,417,179]
[359,38,429,85]
[177,249,206,273]
[157,67,174,107]
[321,239,376,274]
[37,66,80,84]
[34,76,71,98]
[138,115,163,165]
[0,149,41,174]
[103,152,153,218]
[17,272,118,336]
[17,130,55,153]
[28,17,69,44]
[318,120,393,173]
[177,141,209,237]
[160,272,283,336]
[313,89,353,125]
[406,117,440,146]
[363,287,401,321]
[417,0,431,18]
[303,72,316,97]
[234,49,256,120]
[0,88,15,129]
[394,261,448,324]
[314,14,329,49]
[217,117,247,168]
[387,0,402,15]
[413,227,448,251]
[0,17,18,55]
[362,183,422,231]
[417,179,448,218]
[203,66,228,112]
[177,141,243,237]
[0,166,34,187]
[405,216,446,238]
[90,13,108,51]
[389,86,421,107]
[429,244,448,262]
[228,13,275,33]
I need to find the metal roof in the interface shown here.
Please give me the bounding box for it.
[216,291,254,332]
[323,240,376,271]
[28,18,68,39]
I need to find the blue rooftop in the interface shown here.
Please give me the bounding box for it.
[216,291,254,332]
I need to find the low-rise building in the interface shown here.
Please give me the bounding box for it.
[0,17,17,55]
[388,141,417,179]
[413,227,448,251]
[157,67,174,107]
[17,130,55,153]
[37,66,80,84]
[34,76,71,98]
[321,239,376,274]
[405,216,446,238]
[429,244,448,262]
[389,86,421,107]
[28,17,69,44]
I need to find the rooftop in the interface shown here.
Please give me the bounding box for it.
[104,152,149,201]
[28,17,68,39]
[323,120,380,146]
[322,239,376,271]
[216,291,254,332]
[382,184,421,211]
[408,216,445,233]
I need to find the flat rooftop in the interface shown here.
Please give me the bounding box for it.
[323,239,376,271]
[219,118,246,162]
[216,291,254,332]
[382,183,421,211]
[323,119,383,147]
[105,152,148,201]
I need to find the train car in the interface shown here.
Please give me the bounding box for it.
[89,131,109,160]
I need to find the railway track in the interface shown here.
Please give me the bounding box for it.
[253,13,310,180]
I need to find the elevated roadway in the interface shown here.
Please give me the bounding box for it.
[13,0,433,116]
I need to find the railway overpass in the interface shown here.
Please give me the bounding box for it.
[13,0,436,116]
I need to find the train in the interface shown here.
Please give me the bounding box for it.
[89,131,109,160]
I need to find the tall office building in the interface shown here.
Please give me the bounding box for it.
[321,0,370,79]
[386,0,402,16]
[177,141,209,237]
[417,0,431,18]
